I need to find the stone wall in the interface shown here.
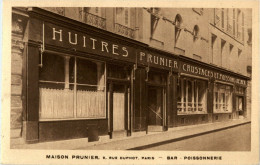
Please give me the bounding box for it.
[11,16,25,144]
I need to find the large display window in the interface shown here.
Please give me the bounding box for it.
[39,53,106,120]
[177,77,207,115]
[213,83,232,113]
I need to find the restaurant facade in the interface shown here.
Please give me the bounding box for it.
[11,7,250,144]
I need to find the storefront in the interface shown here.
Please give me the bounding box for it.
[133,49,179,132]
[177,56,249,125]
[23,7,148,142]
[20,7,249,143]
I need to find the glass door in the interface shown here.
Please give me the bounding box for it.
[147,86,163,126]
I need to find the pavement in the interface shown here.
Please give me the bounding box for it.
[12,118,251,150]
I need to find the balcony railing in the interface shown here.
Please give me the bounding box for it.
[114,23,135,39]
[215,15,220,26]
[80,11,106,30]
[43,7,65,16]
[227,24,232,34]
[237,31,241,39]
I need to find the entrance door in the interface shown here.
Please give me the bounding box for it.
[113,85,125,131]
[110,83,130,138]
[147,86,164,131]
[237,96,244,117]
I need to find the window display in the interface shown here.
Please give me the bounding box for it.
[214,83,232,113]
[177,77,207,114]
[39,53,106,120]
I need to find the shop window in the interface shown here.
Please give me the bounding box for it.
[177,77,207,115]
[213,83,233,113]
[39,54,106,120]
[236,86,245,95]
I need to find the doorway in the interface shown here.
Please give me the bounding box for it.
[108,82,130,138]
[147,86,163,126]
[237,96,244,118]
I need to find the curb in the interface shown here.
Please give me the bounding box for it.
[128,121,251,150]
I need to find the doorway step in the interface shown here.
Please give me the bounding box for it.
[148,125,164,132]
[111,130,127,139]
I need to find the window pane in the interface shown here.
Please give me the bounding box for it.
[76,59,105,118]
[69,57,75,83]
[77,58,98,85]
[214,84,233,113]
[39,54,74,120]
[177,78,207,115]
[39,53,65,82]
[197,80,207,112]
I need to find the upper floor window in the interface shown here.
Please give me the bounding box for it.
[116,8,130,27]
[221,8,225,29]
[193,25,200,41]
[85,7,102,17]
[233,9,236,35]
[115,8,135,38]
[238,49,242,57]
[150,8,161,37]
[175,14,183,43]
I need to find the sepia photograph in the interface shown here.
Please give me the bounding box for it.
[1,0,259,165]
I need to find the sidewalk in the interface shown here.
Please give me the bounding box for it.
[12,119,250,150]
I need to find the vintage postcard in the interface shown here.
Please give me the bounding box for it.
[1,0,259,164]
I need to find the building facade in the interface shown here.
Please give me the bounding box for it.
[11,7,252,145]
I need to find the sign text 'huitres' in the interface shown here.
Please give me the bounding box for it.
[45,22,135,62]
[44,23,246,86]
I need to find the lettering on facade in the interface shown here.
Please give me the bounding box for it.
[139,51,178,69]
[50,27,129,58]
[182,63,247,85]
[47,24,247,86]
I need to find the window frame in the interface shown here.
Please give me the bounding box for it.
[177,76,208,115]
[213,83,233,113]
[39,53,107,121]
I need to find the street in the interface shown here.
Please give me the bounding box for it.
[142,123,251,151]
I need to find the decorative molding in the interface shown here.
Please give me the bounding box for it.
[12,38,25,51]
[12,19,24,34]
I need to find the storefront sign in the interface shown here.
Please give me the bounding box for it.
[137,50,179,71]
[180,62,247,85]
[44,22,135,62]
[43,22,247,85]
